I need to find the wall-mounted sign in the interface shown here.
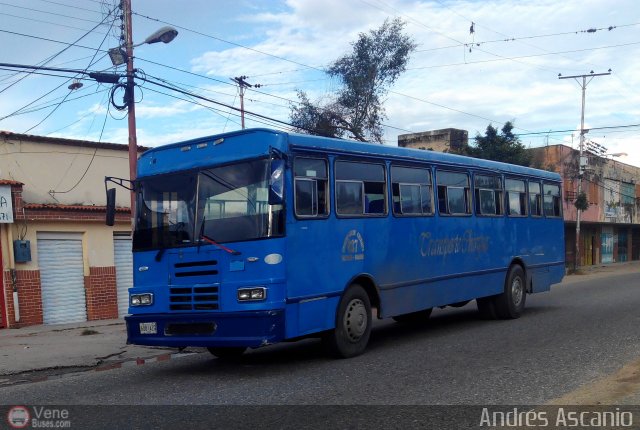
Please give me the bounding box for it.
[0,185,14,223]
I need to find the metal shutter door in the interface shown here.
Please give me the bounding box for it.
[37,238,87,325]
[114,237,133,317]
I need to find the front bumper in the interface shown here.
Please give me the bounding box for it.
[125,310,285,348]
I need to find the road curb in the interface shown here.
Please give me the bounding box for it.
[1,351,201,387]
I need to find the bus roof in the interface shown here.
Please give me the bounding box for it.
[138,128,561,181]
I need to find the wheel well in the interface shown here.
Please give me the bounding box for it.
[350,275,381,317]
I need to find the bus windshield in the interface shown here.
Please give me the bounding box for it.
[133,158,285,251]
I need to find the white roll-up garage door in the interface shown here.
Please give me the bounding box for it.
[114,235,133,317]
[37,233,87,325]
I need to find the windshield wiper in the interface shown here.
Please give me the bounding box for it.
[200,233,241,256]
[197,215,241,255]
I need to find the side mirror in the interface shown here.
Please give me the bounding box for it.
[268,159,284,205]
[106,188,116,226]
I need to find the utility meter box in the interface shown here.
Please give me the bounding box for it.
[13,240,31,263]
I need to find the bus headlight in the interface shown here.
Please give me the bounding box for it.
[237,287,266,302]
[131,293,154,306]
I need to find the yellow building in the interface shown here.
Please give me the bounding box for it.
[0,131,142,328]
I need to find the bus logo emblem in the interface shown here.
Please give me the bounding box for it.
[342,230,364,262]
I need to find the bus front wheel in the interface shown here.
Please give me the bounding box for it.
[323,284,372,359]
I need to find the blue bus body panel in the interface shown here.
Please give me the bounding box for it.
[127,128,565,348]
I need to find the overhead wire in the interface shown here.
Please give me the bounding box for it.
[132,11,325,73]
[0,4,118,121]
[20,9,118,133]
[0,1,109,24]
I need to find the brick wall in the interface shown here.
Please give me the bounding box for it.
[84,266,118,321]
[3,269,43,328]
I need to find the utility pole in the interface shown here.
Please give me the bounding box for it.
[230,76,261,129]
[559,70,610,271]
[123,0,137,222]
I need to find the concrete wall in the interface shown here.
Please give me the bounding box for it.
[0,133,135,207]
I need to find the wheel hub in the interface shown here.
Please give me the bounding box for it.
[343,298,367,342]
[511,277,523,307]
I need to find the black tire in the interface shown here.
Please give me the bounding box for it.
[207,347,247,359]
[392,308,433,324]
[323,284,372,359]
[476,296,498,319]
[493,264,527,319]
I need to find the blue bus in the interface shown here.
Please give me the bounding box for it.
[106,128,564,358]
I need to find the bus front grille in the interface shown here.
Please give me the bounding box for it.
[169,285,219,311]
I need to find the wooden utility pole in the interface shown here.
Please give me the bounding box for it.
[559,70,610,271]
[230,76,261,129]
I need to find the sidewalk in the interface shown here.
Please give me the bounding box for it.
[0,260,637,383]
[0,318,198,382]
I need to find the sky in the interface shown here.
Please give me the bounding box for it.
[0,0,639,167]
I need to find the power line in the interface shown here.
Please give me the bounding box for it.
[358,0,557,73]
[407,42,640,71]
[140,74,307,132]
[0,1,109,25]
[23,11,118,133]
[0,11,110,35]
[415,22,640,53]
[32,0,104,14]
[132,11,324,73]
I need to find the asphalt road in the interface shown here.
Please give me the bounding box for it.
[1,272,639,407]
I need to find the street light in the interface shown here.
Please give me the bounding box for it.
[108,1,178,224]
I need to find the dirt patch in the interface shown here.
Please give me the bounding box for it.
[548,357,640,405]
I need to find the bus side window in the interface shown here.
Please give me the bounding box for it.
[543,183,562,217]
[294,157,328,218]
[505,178,527,216]
[335,161,386,216]
[391,165,433,215]
[436,170,471,215]
[529,181,542,217]
[474,174,503,216]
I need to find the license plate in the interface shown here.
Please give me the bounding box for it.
[139,322,157,334]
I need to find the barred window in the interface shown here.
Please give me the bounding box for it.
[505,178,527,216]
[437,171,471,215]
[335,161,386,216]
[529,181,542,217]
[294,158,328,217]
[543,183,562,217]
[474,175,503,216]
[391,166,433,215]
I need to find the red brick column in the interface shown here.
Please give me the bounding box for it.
[84,266,118,321]
[3,270,43,328]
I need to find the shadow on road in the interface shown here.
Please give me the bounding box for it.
[152,301,564,377]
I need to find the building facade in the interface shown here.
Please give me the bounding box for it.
[532,144,640,268]
[0,132,139,328]
[398,128,468,153]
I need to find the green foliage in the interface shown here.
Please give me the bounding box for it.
[574,191,589,211]
[466,122,532,167]
[290,18,416,143]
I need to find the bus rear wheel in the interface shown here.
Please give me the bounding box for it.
[477,265,527,319]
[392,308,432,324]
[207,347,247,359]
[323,284,372,359]
[494,264,526,319]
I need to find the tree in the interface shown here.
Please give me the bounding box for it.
[466,122,532,167]
[290,18,416,143]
